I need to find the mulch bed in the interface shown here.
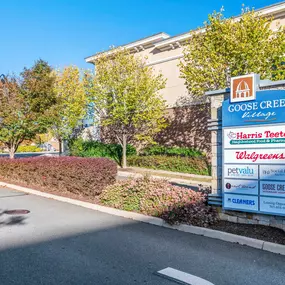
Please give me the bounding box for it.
[209,220,285,245]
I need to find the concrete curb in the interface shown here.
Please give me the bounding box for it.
[1,181,285,256]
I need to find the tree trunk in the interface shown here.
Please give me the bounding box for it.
[9,145,16,159]
[58,138,62,155]
[122,134,127,168]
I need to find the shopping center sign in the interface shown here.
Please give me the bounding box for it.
[223,90,285,127]
[222,74,285,216]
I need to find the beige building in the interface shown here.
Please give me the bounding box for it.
[85,2,285,153]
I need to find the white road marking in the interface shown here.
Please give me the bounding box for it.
[157,267,215,285]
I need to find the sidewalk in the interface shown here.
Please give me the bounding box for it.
[117,167,211,190]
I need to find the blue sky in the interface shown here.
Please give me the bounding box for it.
[0,0,281,74]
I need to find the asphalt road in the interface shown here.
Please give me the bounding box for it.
[1,188,285,285]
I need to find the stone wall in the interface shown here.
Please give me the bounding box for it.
[208,93,228,194]
[219,210,285,231]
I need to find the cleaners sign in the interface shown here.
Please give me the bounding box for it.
[222,74,285,216]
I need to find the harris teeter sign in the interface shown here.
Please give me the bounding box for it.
[224,125,285,149]
[222,74,285,216]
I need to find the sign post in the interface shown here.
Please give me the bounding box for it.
[222,74,285,216]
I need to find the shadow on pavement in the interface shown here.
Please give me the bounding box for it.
[0,210,28,227]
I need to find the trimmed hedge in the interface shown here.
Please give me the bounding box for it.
[100,177,218,227]
[17,145,42,153]
[69,139,136,166]
[142,145,204,157]
[128,155,210,175]
[0,157,117,197]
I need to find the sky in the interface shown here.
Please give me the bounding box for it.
[0,0,282,74]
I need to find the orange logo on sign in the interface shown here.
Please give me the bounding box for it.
[230,74,257,103]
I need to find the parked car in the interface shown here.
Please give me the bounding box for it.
[39,143,56,152]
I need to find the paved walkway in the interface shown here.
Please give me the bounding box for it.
[1,187,285,285]
[117,170,210,190]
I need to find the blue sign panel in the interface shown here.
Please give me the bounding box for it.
[222,88,285,216]
[223,90,285,127]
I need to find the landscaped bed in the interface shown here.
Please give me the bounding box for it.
[100,176,217,227]
[69,140,211,176]
[127,155,210,175]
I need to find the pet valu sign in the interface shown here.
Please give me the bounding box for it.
[222,74,285,216]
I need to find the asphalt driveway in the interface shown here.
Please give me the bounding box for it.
[1,187,285,285]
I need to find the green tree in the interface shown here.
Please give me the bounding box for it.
[179,7,285,97]
[50,66,88,154]
[0,60,56,158]
[90,48,167,168]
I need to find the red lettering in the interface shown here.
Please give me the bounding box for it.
[234,151,285,162]
[264,131,270,138]
[252,153,258,162]
[235,151,244,159]
[236,133,243,139]
[273,154,278,159]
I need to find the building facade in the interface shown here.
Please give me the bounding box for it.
[85,2,285,154]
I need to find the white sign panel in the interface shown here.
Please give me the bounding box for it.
[224,149,285,164]
[224,164,258,179]
[224,179,258,195]
[224,125,285,149]
[260,165,285,181]
[224,194,259,211]
[260,197,285,215]
[260,181,285,197]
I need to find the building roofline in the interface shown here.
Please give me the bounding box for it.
[85,32,170,63]
[255,1,285,15]
[154,1,285,50]
[85,1,285,61]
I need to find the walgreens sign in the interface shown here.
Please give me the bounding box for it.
[224,149,285,164]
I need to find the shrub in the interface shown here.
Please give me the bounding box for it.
[142,145,204,157]
[69,139,136,166]
[17,145,42,153]
[128,155,211,175]
[100,177,218,227]
[0,157,117,197]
